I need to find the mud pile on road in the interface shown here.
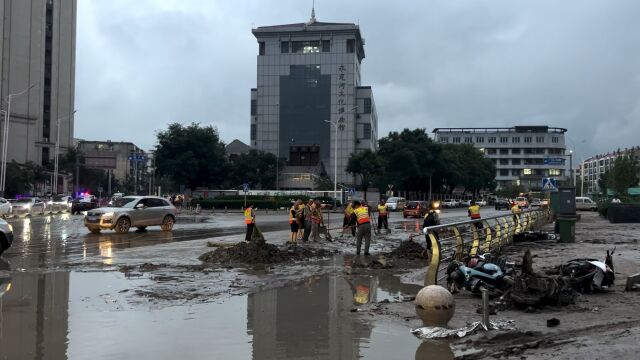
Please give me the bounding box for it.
[386,240,428,260]
[198,241,333,266]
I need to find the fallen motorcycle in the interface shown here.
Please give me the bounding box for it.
[557,249,615,292]
[446,254,513,297]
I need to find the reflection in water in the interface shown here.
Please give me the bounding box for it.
[0,272,69,360]
[247,275,374,360]
[22,218,31,242]
[99,241,114,265]
[415,340,454,360]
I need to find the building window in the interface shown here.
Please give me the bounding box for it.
[464,137,472,143]
[42,147,50,166]
[440,137,449,144]
[549,169,561,176]
[250,124,257,141]
[322,40,330,52]
[452,137,461,144]
[536,136,544,143]
[258,41,265,55]
[500,137,508,143]
[476,136,484,143]
[346,39,355,53]
[487,148,497,155]
[500,169,509,176]
[552,137,559,143]
[523,168,532,175]
[512,169,520,176]
[292,41,321,53]
[488,137,496,143]
[500,159,509,165]
[512,148,521,154]
[250,100,257,115]
[499,148,509,155]
[363,98,372,114]
[512,158,521,165]
[512,137,520,143]
[524,136,532,143]
[363,123,371,139]
[281,41,289,53]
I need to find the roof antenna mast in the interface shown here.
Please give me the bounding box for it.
[310,0,316,23]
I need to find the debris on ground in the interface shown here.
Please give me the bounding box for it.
[198,241,333,265]
[387,240,428,259]
[626,273,640,291]
[547,318,560,327]
[351,256,394,269]
[513,231,558,242]
[411,319,516,339]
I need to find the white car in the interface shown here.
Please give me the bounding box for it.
[48,195,73,213]
[576,197,597,211]
[442,199,459,208]
[477,200,487,207]
[460,199,472,207]
[0,198,12,218]
[385,197,406,211]
[12,197,46,217]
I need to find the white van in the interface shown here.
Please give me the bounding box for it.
[385,197,406,211]
[575,197,597,211]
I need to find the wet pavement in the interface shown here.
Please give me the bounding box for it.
[0,207,503,359]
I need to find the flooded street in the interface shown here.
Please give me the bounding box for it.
[0,208,499,359]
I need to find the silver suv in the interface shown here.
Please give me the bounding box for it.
[84,196,177,234]
[0,218,14,256]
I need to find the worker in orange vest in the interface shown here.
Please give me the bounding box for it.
[377,199,389,234]
[244,203,256,242]
[468,200,483,229]
[289,200,301,244]
[353,201,372,256]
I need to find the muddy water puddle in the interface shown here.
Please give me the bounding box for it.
[0,270,454,359]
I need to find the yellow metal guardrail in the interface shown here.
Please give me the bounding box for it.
[423,208,551,286]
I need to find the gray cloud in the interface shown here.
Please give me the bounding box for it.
[76,0,640,161]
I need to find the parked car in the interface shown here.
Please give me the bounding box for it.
[530,198,542,208]
[0,198,12,218]
[385,197,406,211]
[12,198,46,217]
[460,199,472,207]
[0,218,14,256]
[403,201,428,218]
[576,197,597,211]
[476,199,487,207]
[442,199,460,208]
[71,197,99,215]
[514,197,529,208]
[494,198,510,210]
[84,196,177,234]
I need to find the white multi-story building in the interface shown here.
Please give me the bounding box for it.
[433,126,570,190]
[580,146,640,195]
[250,9,378,189]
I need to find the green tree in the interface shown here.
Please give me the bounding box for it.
[227,150,280,190]
[154,123,228,190]
[4,161,47,197]
[442,144,496,196]
[606,155,640,196]
[497,183,525,198]
[313,174,334,191]
[346,149,383,200]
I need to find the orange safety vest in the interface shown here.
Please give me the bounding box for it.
[311,208,322,224]
[378,204,388,216]
[468,205,481,219]
[244,208,254,224]
[289,206,295,224]
[354,206,370,224]
[511,204,521,214]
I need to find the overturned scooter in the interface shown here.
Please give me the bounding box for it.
[556,249,615,292]
[446,254,514,297]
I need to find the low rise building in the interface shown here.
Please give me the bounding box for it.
[580,146,640,195]
[76,140,146,182]
[433,126,570,191]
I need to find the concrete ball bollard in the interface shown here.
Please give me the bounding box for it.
[415,285,455,327]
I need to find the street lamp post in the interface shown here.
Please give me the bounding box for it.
[324,106,356,208]
[276,102,279,191]
[1,84,36,196]
[53,109,77,194]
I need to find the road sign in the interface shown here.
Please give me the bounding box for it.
[243,183,250,193]
[128,154,147,161]
[543,157,564,166]
[542,178,558,191]
[348,188,356,196]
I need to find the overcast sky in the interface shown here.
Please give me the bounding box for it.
[76,0,640,161]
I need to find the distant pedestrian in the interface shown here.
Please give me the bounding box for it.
[296,199,305,240]
[510,201,521,224]
[423,202,440,254]
[244,203,256,242]
[612,196,622,203]
[353,201,372,256]
[309,200,323,241]
[289,201,301,244]
[468,200,483,230]
[377,199,389,233]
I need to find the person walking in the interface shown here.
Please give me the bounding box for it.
[244,203,256,243]
[343,201,356,237]
[468,200,483,229]
[353,201,372,256]
[377,199,389,233]
[296,199,305,240]
[289,201,300,244]
[423,202,440,255]
[302,199,314,242]
[510,201,521,224]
